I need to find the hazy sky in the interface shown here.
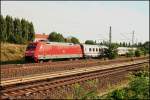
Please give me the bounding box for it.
[1,1,149,43]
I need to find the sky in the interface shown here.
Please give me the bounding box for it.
[1,1,149,43]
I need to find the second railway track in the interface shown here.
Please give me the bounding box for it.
[1,59,149,99]
[1,56,148,79]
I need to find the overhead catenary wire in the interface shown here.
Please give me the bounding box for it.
[120,33,132,41]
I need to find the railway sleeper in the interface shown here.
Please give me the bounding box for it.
[0,61,147,98]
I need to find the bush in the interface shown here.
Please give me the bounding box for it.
[128,76,149,99]
[109,89,126,99]
[139,48,147,56]
[105,43,118,59]
[107,49,118,59]
[126,50,134,57]
[104,69,150,99]
[85,40,95,45]
[135,50,142,57]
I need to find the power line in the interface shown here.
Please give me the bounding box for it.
[120,33,131,41]
[96,34,108,40]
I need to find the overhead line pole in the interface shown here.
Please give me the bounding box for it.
[132,30,134,47]
[131,30,135,60]
[109,26,112,47]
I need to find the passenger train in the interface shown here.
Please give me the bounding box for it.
[25,41,108,62]
[25,41,136,62]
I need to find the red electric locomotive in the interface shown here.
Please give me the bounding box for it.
[25,41,83,62]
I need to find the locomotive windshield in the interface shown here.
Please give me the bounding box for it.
[26,43,36,50]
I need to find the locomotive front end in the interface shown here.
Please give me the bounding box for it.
[25,42,38,62]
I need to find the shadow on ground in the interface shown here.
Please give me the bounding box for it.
[1,58,25,65]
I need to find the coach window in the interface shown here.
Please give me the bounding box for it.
[89,48,91,52]
[99,48,101,52]
[96,48,98,52]
[93,48,95,52]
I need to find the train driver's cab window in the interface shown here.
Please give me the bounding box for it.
[26,43,36,50]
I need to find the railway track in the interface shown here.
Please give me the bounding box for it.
[1,59,148,86]
[1,56,148,69]
[0,59,149,99]
[1,56,148,79]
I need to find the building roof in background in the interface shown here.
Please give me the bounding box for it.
[35,33,49,39]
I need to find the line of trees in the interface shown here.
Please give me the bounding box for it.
[48,32,80,44]
[84,40,149,59]
[84,40,144,47]
[0,15,35,44]
[1,15,149,54]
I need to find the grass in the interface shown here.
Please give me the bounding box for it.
[99,79,129,98]
[1,42,27,64]
[100,64,149,99]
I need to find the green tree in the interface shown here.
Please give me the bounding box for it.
[128,42,131,47]
[135,49,142,57]
[28,22,35,42]
[122,42,125,47]
[138,42,142,47]
[13,18,22,43]
[0,15,6,42]
[65,37,72,43]
[57,33,65,42]
[126,50,134,57]
[105,70,149,100]
[108,89,126,99]
[21,19,29,43]
[48,32,57,41]
[133,43,138,47]
[100,42,103,45]
[85,40,95,45]
[105,43,118,59]
[48,32,65,42]
[143,41,149,54]
[1,15,35,44]
[125,42,128,47]
[140,48,147,56]
[119,42,122,46]
[128,75,149,99]
[6,15,14,43]
[72,80,99,99]
[71,37,80,44]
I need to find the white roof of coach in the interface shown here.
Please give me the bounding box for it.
[44,41,78,46]
[117,47,137,50]
[82,44,108,49]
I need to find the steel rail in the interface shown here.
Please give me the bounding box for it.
[1,56,148,79]
[0,61,148,99]
[1,59,148,86]
[1,56,148,69]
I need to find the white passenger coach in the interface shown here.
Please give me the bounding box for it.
[82,44,108,58]
[117,47,137,55]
